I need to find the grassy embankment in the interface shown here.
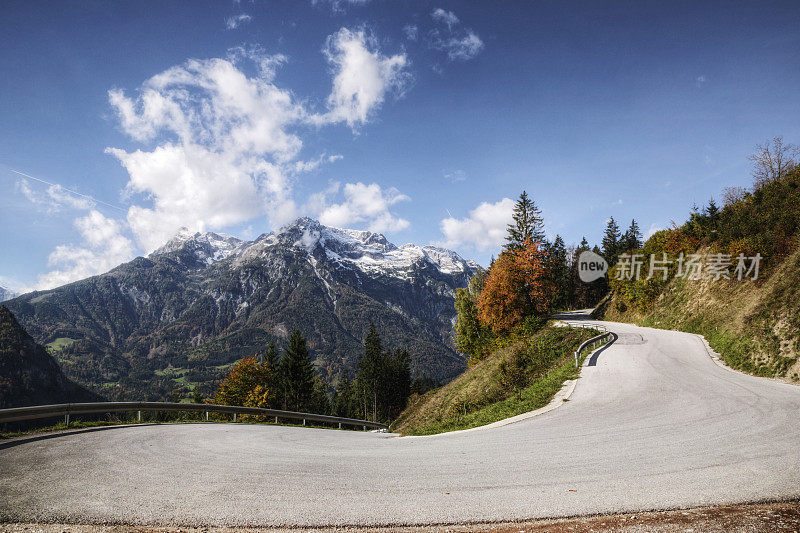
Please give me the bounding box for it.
[392,325,600,435]
[594,168,800,381]
[595,245,800,381]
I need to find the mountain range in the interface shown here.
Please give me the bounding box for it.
[4,218,478,400]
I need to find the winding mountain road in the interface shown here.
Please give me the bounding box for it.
[2,311,799,527]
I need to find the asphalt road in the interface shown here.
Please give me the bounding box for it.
[2,312,799,527]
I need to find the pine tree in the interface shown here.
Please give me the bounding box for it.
[264,341,280,408]
[505,191,545,250]
[280,330,315,411]
[544,235,568,310]
[622,219,642,252]
[264,341,279,371]
[356,324,384,422]
[579,237,589,251]
[601,217,622,265]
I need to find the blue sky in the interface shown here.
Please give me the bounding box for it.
[2,0,800,291]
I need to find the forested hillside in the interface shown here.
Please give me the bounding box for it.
[596,138,800,381]
[0,306,99,408]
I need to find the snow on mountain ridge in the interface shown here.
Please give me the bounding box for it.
[152,217,478,279]
[149,228,246,265]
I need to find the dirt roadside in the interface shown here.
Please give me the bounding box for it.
[2,501,799,533]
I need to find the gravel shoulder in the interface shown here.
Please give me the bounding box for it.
[2,501,798,532]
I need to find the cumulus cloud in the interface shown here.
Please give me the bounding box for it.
[36,210,136,289]
[225,13,252,30]
[106,49,312,252]
[429,8,484,62]
[439,198,515,251]
[309,181,410,233]
[320,28,411,128]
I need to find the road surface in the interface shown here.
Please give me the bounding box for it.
[2,312,799,527]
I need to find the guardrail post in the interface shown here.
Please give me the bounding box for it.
[137,410,141,422]
[233,413,237,422]
[64,413,69,427]
[574,350,579,368]
[274,416,278,424]
[339,422,342,429]
[205,411,209,422]
[302,419,306,426]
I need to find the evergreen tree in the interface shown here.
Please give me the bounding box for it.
[505,191,545,250]
[622,219,642,252]
[544,235,569,310]
[356,323,384,422]
[705,197,720,218]
[264,341,280,407]
[579,236,589,251]
[601,217,622,265]
[384,349,411,419]
[332,374,356,418]
[264,341,279,371]
[280,330,315,411]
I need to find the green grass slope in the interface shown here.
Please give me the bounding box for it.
[391,325,598,435]
[595,169,800,382]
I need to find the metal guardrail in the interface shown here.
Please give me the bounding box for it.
[573,331,615,367]
[0,402,389,431]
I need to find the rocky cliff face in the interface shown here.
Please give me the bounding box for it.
[5,218,478,400]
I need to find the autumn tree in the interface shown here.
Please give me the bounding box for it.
[213,356,274,408]
[477,240,551,334]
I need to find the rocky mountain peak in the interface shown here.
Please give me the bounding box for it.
[149,228,246,266]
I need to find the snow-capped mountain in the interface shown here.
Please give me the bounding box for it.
[149,217,478,281]
[7,218,479,401]
[0,285,17,303]
[150,228,247,267]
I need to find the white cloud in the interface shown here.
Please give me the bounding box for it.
[431,8,459,29]
[439,198,515,252]
[225,13,252,30]
[429,8,484,62]
[645,223,664,240]
[403,24,419,41]
[438,31,484,61]
[309,181,410,233]
[36,211,136,289]
[444,170,466,183]
[320,28,411,128]
[313,0,370,14]
[16,179,95,212]
[106,49,311,252]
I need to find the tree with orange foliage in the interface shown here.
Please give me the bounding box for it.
[477,239,552,334]
[213,356,275,408]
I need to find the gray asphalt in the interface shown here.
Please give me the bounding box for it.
[2,312,799,527]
